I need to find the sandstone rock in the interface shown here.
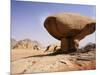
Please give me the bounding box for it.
[84,43,95,51]
[11,49,96,74]
[79,43,96,53]
[45,43,60,52]
[11,38,17,49]
[13,39,41,50]
[44,13,96,53]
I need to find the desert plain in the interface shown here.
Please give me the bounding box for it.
[11,39,96,75]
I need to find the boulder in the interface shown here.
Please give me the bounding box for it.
[45,43,60,52]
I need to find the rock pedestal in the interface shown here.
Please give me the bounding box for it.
[61,38,78,53]
[44,13,96,53]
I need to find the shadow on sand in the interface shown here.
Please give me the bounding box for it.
[23,49,77,58]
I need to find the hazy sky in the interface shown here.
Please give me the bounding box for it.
[11,0,96,47]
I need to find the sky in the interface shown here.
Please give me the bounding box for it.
[11,0,96,47]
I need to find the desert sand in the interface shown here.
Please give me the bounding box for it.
[11,48,96,75]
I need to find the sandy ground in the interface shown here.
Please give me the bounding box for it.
[11,49,96,75]
[11,49,47,61]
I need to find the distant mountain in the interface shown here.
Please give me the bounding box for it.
[79,42,96,53]
[11,38,17,49]
[84,42,96,51]
[12,39,41,50]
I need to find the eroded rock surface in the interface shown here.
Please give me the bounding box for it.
[44,43,60,52]
[11,45,96,75]
[12,39,41,50]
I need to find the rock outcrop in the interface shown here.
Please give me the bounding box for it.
[12,39,41,50]
[45,43,60,52]
[11,38,17,49]
[79,43,96,53]
[44,13,96,53]
[11,48,96,74]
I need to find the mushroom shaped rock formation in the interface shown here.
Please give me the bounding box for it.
[44,13,96,53]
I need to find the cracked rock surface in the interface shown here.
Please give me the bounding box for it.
[11,49,96,75]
